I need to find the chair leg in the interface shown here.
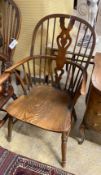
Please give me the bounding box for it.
[78,124,85,144]
[61,131,70,167]
[8,116,13,142]
[12,93,17,100]
[0,114,8,128]
[72,108,77,122]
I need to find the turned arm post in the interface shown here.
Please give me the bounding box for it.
[0,73,11,96]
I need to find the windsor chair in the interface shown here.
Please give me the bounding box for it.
[0,0,21,127]
[0,14,95,167]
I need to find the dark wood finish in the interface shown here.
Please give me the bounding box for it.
[79,52,101,144]
[0,114,8,128]
[0,0,21,127]
[0,86,14,128]
[0,86,14,107]
[8,115,13,142]
[0,14,95,167]
[0,0,21,67]
[0,73,14,128]
[0,72,10,85]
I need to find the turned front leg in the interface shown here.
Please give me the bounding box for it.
[78,123,86,144]
[61,131,70,167]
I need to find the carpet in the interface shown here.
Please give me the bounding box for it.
[0,147,74,175]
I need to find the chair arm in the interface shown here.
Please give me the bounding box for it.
[5,56,32,73]
[5,55,56,73]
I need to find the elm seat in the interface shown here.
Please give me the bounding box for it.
[6,85,71,132]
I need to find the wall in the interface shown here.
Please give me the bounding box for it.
[13,0,73,62]
[74,0,101,35]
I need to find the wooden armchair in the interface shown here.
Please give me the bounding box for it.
[0,14,95,167]
[0,0,21,127]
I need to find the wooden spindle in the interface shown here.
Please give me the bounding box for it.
[22,64,30,90]
[15,70,27,95]
[51,18,56,52]
[75,25,88,63]
[33,58,36,84]
[45,19,49,55]
[72,22,81,60]
[27,61,32,87]
[44,19,49,79]
[81,33,93,67]
[6,1,10,53]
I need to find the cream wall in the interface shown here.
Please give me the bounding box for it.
[13,0,73,62]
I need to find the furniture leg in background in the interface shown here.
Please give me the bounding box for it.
[79,52,101,144]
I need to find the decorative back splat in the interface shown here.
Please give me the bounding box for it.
[55,17,75,85]
[56,17,75,70]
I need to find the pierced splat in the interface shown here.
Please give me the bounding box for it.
[56,17,75,69]
[55,17,75,85]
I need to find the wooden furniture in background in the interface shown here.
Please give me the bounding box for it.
[79,52,101,144]
[0,14,95,167]
[0,0,21,68]
[0,0,21,128]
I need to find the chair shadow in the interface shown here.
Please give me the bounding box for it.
[3,120,61,164]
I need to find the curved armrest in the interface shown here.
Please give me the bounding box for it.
[5,56,32,73]
[5,55,55,73]
[5,55,56,95]
[4,55,88,97]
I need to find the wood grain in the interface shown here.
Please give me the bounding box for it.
[6,85,71,132]
[84,85,101,132]
[0,85,13,108]
[79,53,101,143]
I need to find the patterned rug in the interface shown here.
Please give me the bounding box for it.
[0,146,74,175]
